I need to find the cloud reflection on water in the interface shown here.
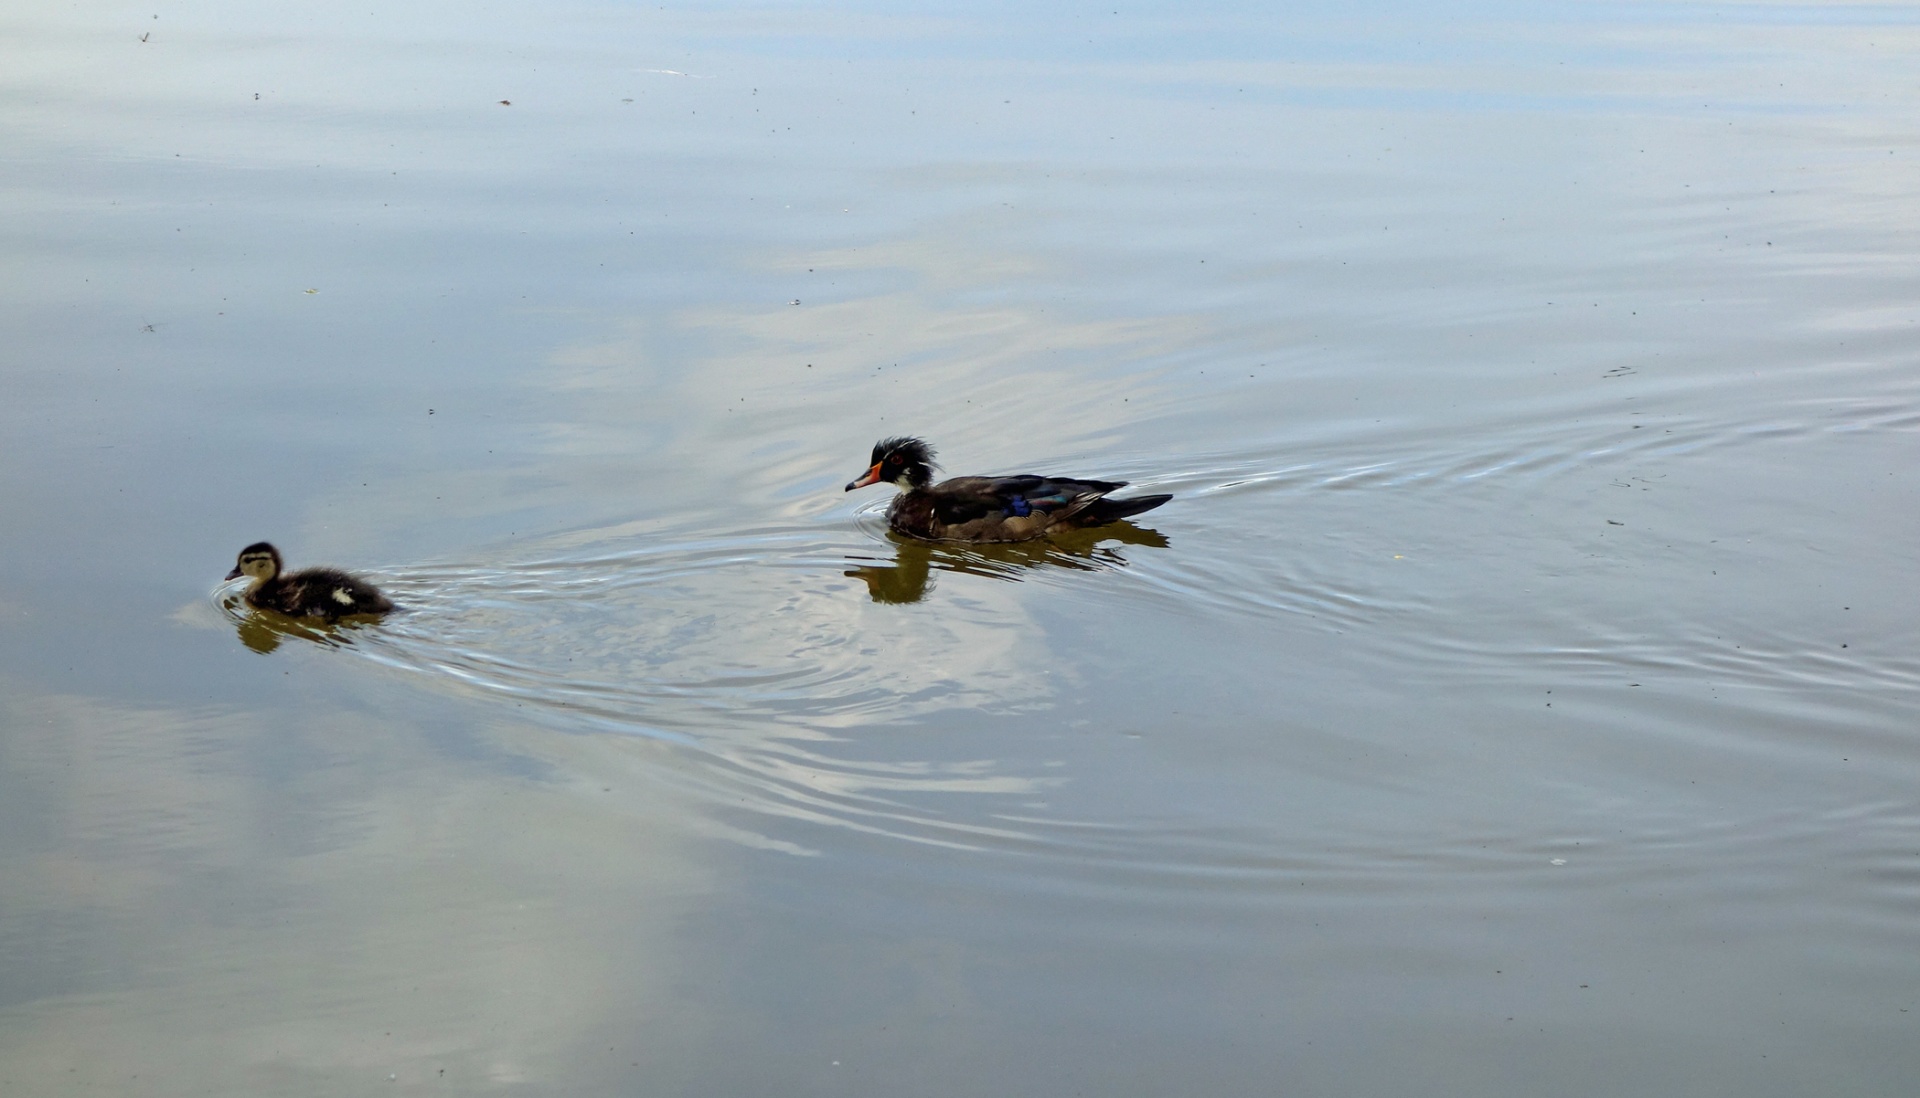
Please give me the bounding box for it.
[0,686,724,1095]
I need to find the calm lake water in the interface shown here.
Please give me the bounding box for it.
[4,1,1918,1094]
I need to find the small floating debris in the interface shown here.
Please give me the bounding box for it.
[1550,858,1567,866]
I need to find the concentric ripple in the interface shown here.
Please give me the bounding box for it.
[215,518,1106,849]
[211,361,1919,862]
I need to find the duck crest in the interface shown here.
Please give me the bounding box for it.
[873,435,936,472]
[875,436,936,489]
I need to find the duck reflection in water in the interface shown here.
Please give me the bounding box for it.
[216,592,379,656]
[228,598,357,652]
[846,522,1171,604]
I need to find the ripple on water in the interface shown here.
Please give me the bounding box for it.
[217,521,1106,851]
[210,366,1919,866]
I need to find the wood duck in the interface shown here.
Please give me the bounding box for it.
[844,436,1171,543]
[224,542,394,621]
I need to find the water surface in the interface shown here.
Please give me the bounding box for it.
[3,2,1919,1094]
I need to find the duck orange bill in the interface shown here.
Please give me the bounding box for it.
[845,463,883,491]
[224,566,244,580]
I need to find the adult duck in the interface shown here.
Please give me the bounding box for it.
[845,436,1170,543]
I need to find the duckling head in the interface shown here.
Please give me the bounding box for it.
[225,542,283,585]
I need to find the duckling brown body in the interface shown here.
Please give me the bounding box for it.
[846,437,1171,544]
[226,542,394,622]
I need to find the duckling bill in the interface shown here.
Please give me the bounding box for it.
[225,542,394,622]
[845,436,1171,543]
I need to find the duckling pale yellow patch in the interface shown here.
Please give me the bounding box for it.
[331,588,356,606]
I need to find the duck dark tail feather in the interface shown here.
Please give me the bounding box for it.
[1082,493,1172,524]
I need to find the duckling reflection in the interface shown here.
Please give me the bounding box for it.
[845,522,1170,603]
[214,582,373,655]
[231,610,338,655]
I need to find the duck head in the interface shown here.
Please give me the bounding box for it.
[846,436,937,492]
[226,541,283,584]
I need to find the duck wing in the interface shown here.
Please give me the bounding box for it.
[278,567,395,620]
[927,475,1127,525]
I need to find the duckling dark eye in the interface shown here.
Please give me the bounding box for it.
[886,454,903,466]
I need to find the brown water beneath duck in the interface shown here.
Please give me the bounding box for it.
[2,3,1918,1094]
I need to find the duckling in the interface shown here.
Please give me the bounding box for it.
[224,542,394,621]
[845,436,1172,543]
